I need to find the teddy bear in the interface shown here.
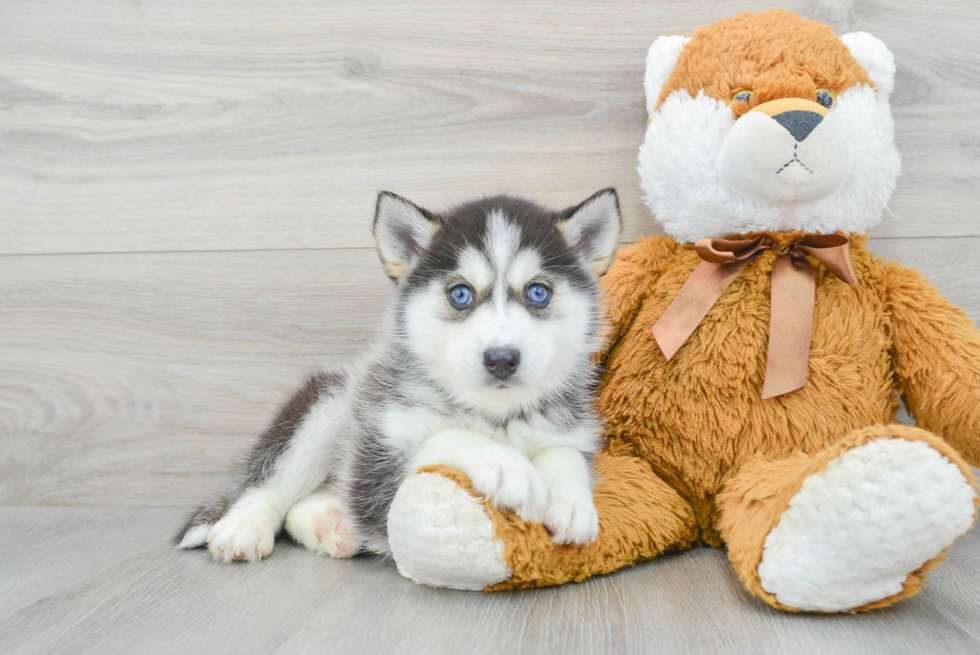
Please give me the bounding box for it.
[383,9,980,613]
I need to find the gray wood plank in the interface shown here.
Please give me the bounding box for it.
[0,506,977,655]
[0,247,389,507]
[1,0,979,257]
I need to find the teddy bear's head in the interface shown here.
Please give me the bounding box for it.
[638,9,901,243]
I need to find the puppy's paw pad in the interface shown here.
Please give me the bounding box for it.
[285,493,362,559]
[313,515,360,558]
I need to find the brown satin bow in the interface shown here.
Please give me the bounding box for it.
[651,234,858,399]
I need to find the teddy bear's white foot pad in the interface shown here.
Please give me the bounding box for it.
[758,437,976,611]
[387,472,512,590]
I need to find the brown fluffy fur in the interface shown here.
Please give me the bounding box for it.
[658,9,871,115]
[492,235,980,600]
[409,11,980,612]
[420,235,980,610]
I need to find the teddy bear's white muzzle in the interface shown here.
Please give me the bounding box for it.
[718,100,853,206]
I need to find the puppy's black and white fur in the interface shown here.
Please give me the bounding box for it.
[178,189,622,562]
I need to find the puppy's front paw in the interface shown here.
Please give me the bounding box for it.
[543,482,599,546]
[464,446,550,523]
[207,501,278,563]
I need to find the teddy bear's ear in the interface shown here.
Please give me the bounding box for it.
[644,35,691,115]
[840,32,896,96]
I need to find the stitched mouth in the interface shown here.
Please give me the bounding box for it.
[776,143,813,175]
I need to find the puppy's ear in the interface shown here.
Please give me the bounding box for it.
[557,188,622,276]
[373,192,440,280]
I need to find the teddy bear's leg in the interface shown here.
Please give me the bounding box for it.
[387,452,698,590]
[717,424,978,613]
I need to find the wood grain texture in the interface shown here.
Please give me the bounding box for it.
[0,248,390,506]
[1,0,980,257]
[0,506,977,655]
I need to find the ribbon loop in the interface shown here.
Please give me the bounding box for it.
[652,233,857,399]
[793,235,858,285]
[694,237,771,263]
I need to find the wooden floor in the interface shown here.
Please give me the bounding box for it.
[2,506,978,655]
[3,1,980,653]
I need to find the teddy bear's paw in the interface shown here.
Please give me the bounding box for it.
[543,482,599,546]
[387,472,512,590]
[757,437,976,611]
[461,444,550,523]
[284,489,362,559]
[207,496,279,564]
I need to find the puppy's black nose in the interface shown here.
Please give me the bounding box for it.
[484,348,520,380]
[772,110,823,142]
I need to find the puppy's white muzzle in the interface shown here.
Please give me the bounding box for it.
[718,98,852,206]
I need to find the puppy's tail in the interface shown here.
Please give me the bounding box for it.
[174,493,233,548]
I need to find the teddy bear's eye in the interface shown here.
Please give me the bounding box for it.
[816,89,836,109]
[732,91,752,105]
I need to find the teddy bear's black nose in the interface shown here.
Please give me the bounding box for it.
[773,110,824,142]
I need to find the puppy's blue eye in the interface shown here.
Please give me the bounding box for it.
[448,284,474,308]
[526,283,550,306]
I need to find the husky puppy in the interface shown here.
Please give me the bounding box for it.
[177,189,622,563]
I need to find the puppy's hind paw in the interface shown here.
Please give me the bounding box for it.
[284,489,362,559]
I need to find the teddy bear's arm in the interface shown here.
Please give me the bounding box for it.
[884,261,980,467]
[599,235,677,355]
